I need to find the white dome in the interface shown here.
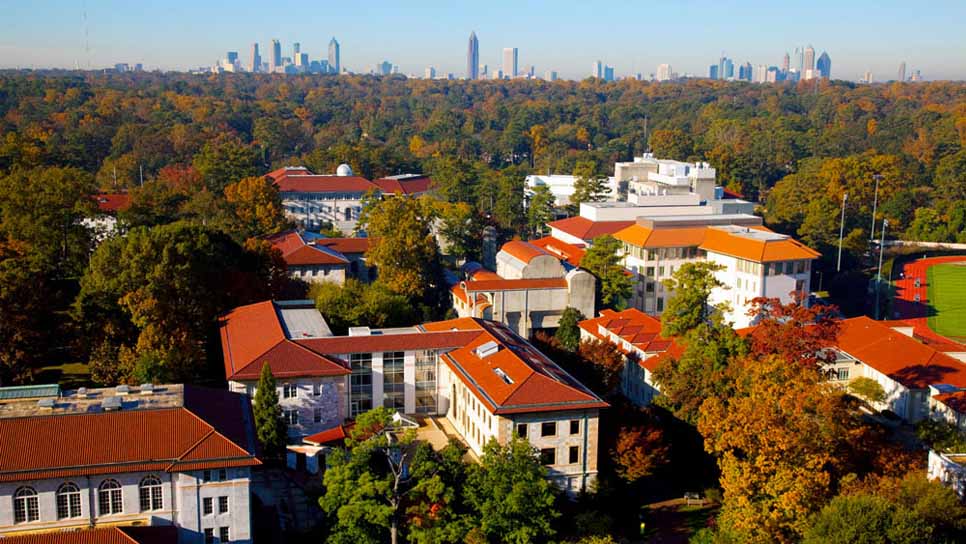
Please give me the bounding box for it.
[336,164,353,176]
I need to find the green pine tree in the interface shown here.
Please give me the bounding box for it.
[253,362,286,457]
[555,307,585,352]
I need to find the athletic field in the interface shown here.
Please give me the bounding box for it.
[927,263,966,343]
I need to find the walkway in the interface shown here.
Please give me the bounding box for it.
[893,255,966,352]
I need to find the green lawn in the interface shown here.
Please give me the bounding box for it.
[928,263,966,342]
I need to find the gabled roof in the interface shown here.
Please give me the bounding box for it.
[219,301,349,381]
[266,166,313,181]
[579,309,680,371]
[304,423,354,446]
[423,318,608,414]
[297,330,481,355]
[547,217,635,241]
[91,193,131,214]
[462,278,569,292]
[372,175,433,195]
[500,240,552,264]
[530,236,586,267]
[275,174,378,194]
[699,225,819,262]
[264,230,350,266]
[314,237,377,255]
[613,224,709,249]
[0,386,259,483]
[0,526,178,544]
[835,316,966,390]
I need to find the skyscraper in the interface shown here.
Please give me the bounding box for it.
[249,43,260,73]
[467,32,479,80]
[782,52,790,74]
[593,60,603,79]
[803,45,815,71]
[794,47,804,72]
[293,42,300,56]
[329,38,340,74]
[503,47,518,78]
[709,64,718,80]
[816,52,831,79]
[270,39,281,72]
[656,63,672,81]
[604,65,614,82]
[724,58,734,79]
[898,61,906,82]
[425,66,436,79]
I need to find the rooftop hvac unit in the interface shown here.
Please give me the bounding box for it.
[349,326,371,337]
[37,398,55,409]
[76,387,89,398]
[102,396,122,411]
[475,341,499,359]
[140,383,154,395]
[115,384,130,395]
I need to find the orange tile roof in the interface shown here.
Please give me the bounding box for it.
[219,301,349,380]
[578,309,680,371]
[266,166,313,181]
[613,224,709,248]
[372,176,433,195]
[547,217,635,241]
[90,193,131,214]
[462,278,569,292]
[699,226,820,263]
[425,318,608,414]
[314,237,377,255]
[0,386,259,483]
[304,423,354,446]
[935,391,966,415]
[275,174,378,194]
[297,330,480,355]
[835,316,966,390]
[264,231,350,266]
[530,236,586,267]
[0,527,178,544]
[500,240,551,263]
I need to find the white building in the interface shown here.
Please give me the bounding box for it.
[928,450,966,501]
[263,231,376,286]
[525,174,619,208]
[614,154,719,203]
[0,384,259,543]
[268,165,380,233]
[656,64,673,82]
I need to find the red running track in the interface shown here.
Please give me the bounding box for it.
[892,255,966,352]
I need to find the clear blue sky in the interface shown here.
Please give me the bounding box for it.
[1,0,963,81]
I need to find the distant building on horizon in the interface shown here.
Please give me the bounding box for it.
[425,66,436,79]
[270,39,282,72]
[816,52,831,79]
[803,45,815,72]
[898,61,906,82]
[249,43,260,73]
[544,70,557,81]
[593,60,603,79]
[782,52,790,74]
[503,47,518,78]
[604,65,615,82]
[656,63,672,81]
[709,64,718,80]
[467,31,479,79]
[329,38,340,74]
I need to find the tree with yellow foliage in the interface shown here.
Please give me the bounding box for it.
[224,176,288,239]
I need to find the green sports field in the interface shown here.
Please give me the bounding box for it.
[927,263,966,342]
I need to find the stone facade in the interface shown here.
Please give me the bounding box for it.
[230,376,346,438]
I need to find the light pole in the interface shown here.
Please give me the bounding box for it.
[870,174,882,241]
[837,192,848,272]
[875,218,889,320]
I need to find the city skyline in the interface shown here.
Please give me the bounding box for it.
[1,0,964,81]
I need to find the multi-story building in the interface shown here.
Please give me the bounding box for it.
[328,38,340,74]
[467,32,479,79]
[578,308,681,407]
[615,153,718,203]
[219,303,607,492]
[450,240,596,338]
[270,39,281,72]
[0,384,259,543]
[614,215,819,327]
[503,48,518,78]
[263,230,376,285]
[525,173,619,209]
[267,165,380,233]
[816,52,831,79]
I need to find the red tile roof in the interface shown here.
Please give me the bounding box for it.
[275,174,378,194]
[0,527,178,544]
[935,391,966,415]
[219,301,349,381]
[530,236,586,267]
[500,240,551,264]
[91,193,131,213]
[266,166,312,181]
[579,309,680,371]
[314,237,377,255]
[297,330,481,355]
[835,316,966,390]
[462,278,569,292]
[699,226,820,263]
[547,217,635,241]
[304,423,354,446]
[372,176,433,195]
[0,386,259,483]
[264,231,349,266]
[423,318,608,414]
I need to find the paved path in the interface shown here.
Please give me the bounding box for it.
[893,256,966,351]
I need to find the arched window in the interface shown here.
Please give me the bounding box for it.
[14,486,39,523]
[98,479,123,516]
[139,476,163,511]
[56,482,82,519]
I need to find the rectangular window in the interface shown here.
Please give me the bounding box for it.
[283,384,297,399]
[656,297,664,312]
[203,470,211,482]
[349,353,373,417]
[313,382,321,396]
[283,409,299,425]
[541,421,556,437]
[570,420,580,435]
[219,527,230,543]
[218,496,229,514]
[415,350,438,413]
[314,407,323,423]
[203,497,213,515]
[837,368,850,381]
[204,528,215,544]
[569,446,580,464]
[516,423,528,438]
[540,448,556,465]
[218,469,227,481]
[383,351,405,410]
[645,266,655,277]
[645,281,655,293]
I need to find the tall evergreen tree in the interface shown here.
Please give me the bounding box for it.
[554,307,585,352]
[253,363,285,457]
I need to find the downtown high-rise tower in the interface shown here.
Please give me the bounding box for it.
[328,38,340,74]
[467,31,479,79]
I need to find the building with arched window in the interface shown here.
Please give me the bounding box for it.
[0,384,259,543]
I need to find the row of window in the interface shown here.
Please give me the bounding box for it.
[517,419,581,439]
[281,382,325,399]
[203,526,230,543]
[202,495,231,515]
[623,244,702,262]
[282,407,326,426]
[13,477,164,524]
[539,445,582,466]
[764,260,808,276]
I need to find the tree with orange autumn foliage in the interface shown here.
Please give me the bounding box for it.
[611,422,669,483]
[577,338,625,393]
[744,295,840,368]
[223,176,288,239]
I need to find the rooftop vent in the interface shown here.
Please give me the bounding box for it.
[37,398,55,409]
[140,383,154,395]
[475,341,500,359]
[493,368,513,385]
[102,396,122,411]
[77,387,89,398]
[349,326,371,337]
[115,385,130,395]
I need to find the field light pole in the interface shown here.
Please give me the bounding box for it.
[870,174,882,242]
[837,192,848,272]
[875,218,889,320]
